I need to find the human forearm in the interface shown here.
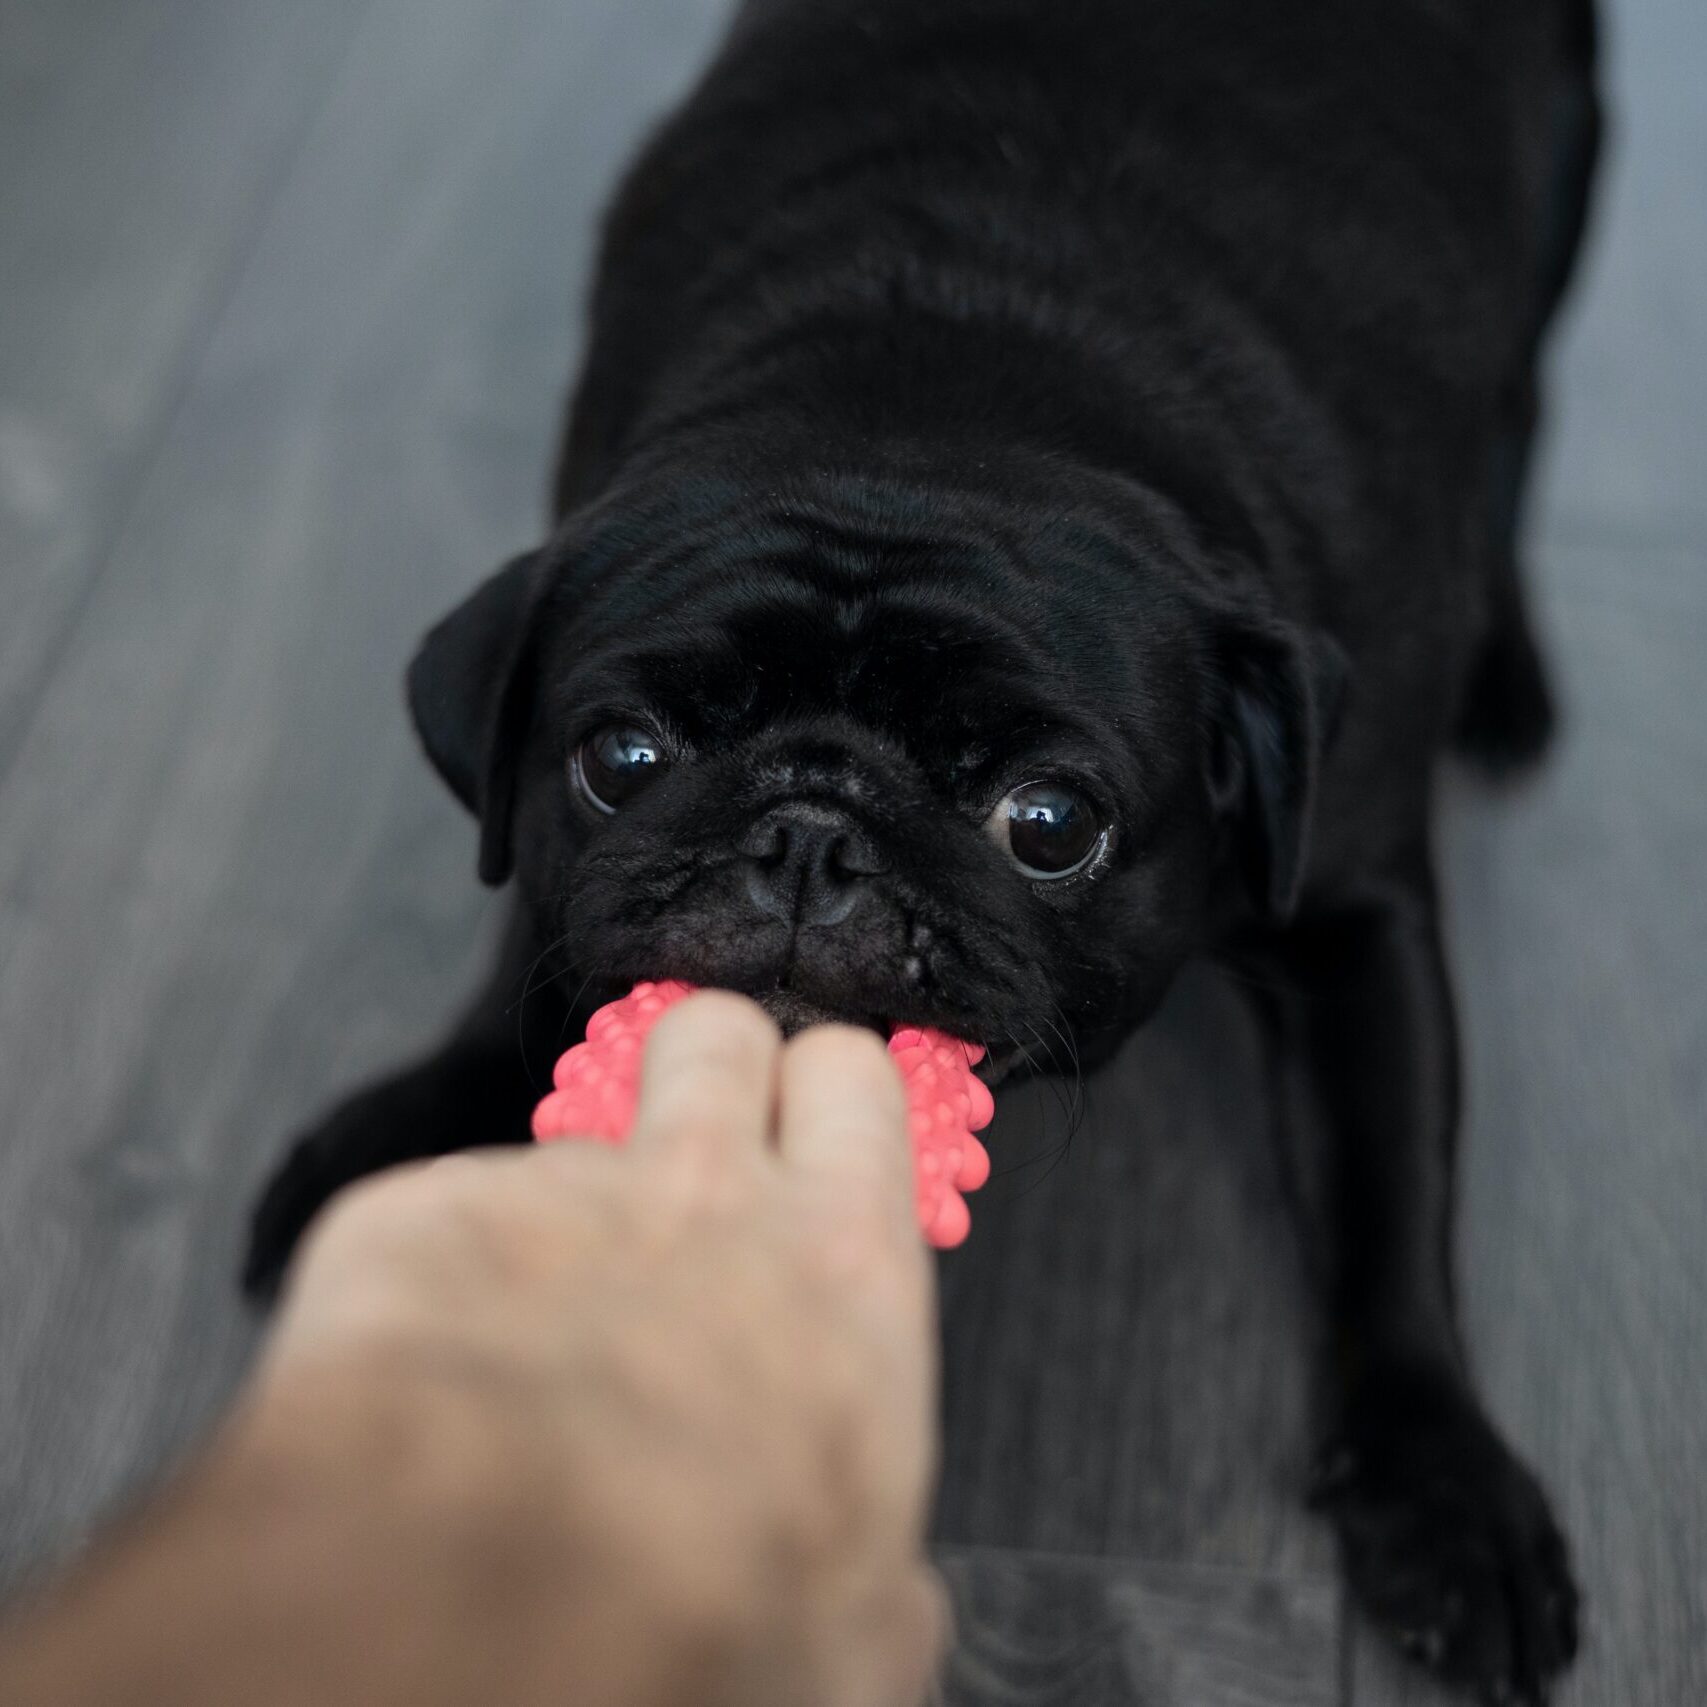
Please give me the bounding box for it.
[0,1367,705,1707]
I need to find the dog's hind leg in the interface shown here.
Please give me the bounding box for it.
[1454,0,1602,775]
[1251,856,1579,1701]
[240,902,573,1303]
[1451,480,1559,775]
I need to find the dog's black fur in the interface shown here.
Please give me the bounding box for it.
[245,1,1600,1696]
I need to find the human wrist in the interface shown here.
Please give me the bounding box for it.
[228,1357,724,1707]
[0,1359,715,1707]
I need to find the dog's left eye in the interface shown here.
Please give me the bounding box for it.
[574,724,668,813]
[987,780,1106,879]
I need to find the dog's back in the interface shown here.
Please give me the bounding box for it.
[567,0,1582,504]
[555,0,1595,879]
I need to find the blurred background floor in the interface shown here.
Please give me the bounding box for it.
[0,2,1701,1703]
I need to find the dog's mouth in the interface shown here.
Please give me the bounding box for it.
[753,989,1028,1088]
[756,988,885,1037]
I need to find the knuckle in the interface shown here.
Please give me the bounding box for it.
[658,990,781,1058]
[825,1181,894,1251]
[815,1175,916,1267]
[648,1144,758,1222]
[789,1023,900,1093]
[798,1223,926,1340]
[301,1160,506,1281]
[301,1167,426,1255]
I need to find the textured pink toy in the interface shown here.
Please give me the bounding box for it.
[532,981,995,1248]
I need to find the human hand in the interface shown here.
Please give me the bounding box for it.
[244,991,947,1707]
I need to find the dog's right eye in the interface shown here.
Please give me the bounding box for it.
[574,724,668,813]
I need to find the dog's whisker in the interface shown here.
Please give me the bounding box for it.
[1002,1049,1077,1201]
[1040,998,1087,1144]
[510,928,581,1081]
[509,931,572,1012]
[553,969,601,1050]
[1028,1015,1088,1200]
[984,1024,1078,1189]
[1024,1019,1080,1150]
[987,1030,1068,1182]
[1020,1016,1071,1114]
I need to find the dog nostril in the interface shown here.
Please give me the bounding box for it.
[744,861,790,920]
[828,831,886,880]
[738,819,789,868]
[738,806,884,928]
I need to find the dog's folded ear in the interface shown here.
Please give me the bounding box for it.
[1206,613,1348,919]
[407,549,546,887]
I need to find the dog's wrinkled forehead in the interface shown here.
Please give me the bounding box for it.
[534,485,1196,796]
[568,583,1034,764]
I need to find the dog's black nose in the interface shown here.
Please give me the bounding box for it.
[740,802,883,927]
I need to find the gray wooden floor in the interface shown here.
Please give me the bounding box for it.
[0,3,1702,1702]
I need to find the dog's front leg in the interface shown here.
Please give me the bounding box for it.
[1256,862,1579,1703]
[240,903,572,1303]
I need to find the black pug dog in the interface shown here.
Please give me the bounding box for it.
[245,0,1600,1697]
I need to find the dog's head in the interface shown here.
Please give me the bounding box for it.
[408,449,1339,1069]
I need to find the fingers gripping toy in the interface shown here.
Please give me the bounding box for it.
[531,982,996,1248]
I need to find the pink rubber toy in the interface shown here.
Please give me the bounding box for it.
[532,981,995,1248]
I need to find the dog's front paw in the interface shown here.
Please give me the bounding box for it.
[241,1137,345,1304]
[1312,1373,1578,1704]
[240,1046,539,1304]
[240,1091,401,1303]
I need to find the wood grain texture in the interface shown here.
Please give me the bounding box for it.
[0,0,732,1589]
[937,1546,1338,1707]
[1529,0,1707,545]
[931,965,1333,1585]
[0,0,371,768]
